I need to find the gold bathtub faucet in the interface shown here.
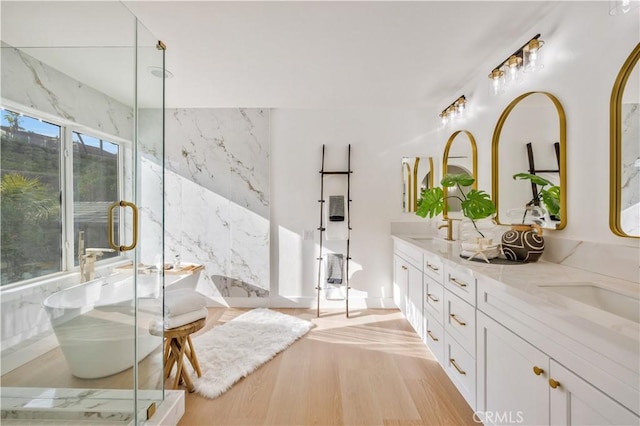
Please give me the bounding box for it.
[78,231,115,282]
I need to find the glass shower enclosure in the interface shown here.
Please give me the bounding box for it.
[1,2,167,423]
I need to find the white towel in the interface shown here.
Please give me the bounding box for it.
[324,283,345,300]
[164,289,207,317]
[150,307,208,333]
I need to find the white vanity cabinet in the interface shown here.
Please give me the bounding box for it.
[424,309,445,363]
[405,263,423,338]
[394,237,478,410]
[477,312,551,425]
[477,277,640,425]
[441,262,477,409]
[393,241,424,338]
[423,255,445,363]
[477,312,639,426]
[549,360,639,425]
[393,254,409,316]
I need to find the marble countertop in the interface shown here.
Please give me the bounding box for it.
[392,233,640,353]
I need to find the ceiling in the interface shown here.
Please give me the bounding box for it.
[2,1,561,109]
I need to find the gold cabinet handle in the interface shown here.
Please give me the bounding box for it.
[533,366,544,376]
[401,265,408,270]
[108,200,139,252]
[549,378,561,389]
[427,293,439,303]
[427,330,439,342]
[450,358,466,375]
[450,313,466,326]
[450,277,468,288]
[426,263,439,272]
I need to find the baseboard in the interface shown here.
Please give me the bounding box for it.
[204,296,397,310]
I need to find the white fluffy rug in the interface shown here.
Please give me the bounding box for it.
[189,308,313,399]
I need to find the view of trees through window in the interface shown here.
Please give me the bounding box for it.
[72,131,119,266]
[1,109,120,286]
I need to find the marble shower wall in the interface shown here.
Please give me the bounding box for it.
[1,43,133,138]
[139,108,270,300]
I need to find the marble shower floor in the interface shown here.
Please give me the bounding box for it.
[1,345,175,425]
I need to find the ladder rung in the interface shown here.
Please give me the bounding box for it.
[316,257,323,260]
[317,227,325,231]
[322,171,350,175]
[318,199,325,202]
[347,257,352,260]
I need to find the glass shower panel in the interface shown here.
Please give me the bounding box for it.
[1,2,165,424]
[135,19,166,412]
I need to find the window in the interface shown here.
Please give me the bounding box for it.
[72,131,119,266]
[1,108,122,286]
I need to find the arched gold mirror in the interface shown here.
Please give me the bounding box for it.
[610,42,640,238]
[443,130,478,219]
[491,91,567,229]
[402,157,434,212]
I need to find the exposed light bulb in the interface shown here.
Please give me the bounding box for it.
[524,39,544,73]
[488,69,504,96]
[503,55,523,86]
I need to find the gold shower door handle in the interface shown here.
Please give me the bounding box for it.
[108,200,139,252]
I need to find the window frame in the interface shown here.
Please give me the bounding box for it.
[1,101,130,289]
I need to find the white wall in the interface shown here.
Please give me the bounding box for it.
[269,2,640,302]
[270,108,433,304]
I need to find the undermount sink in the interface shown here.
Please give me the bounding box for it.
[538,282,640,324]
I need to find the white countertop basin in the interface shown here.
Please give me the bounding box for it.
[537,282,639,324]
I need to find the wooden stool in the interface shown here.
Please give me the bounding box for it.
[155,318,205,392]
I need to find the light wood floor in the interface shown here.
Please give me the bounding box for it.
[177,308,476,426]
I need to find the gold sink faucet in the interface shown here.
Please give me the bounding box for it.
[438,218,457,241]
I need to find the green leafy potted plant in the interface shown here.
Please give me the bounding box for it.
[512,172,560,224]
[500,173,560,263]
[416,173,496,239]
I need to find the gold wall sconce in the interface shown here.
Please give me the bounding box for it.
[439,95,466,126]
[488,34,544,96]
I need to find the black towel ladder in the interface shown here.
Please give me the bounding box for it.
[316,144,352,318]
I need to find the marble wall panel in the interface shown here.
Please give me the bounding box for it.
[157,108,271,299]
[1,43,133,139]
[165,108,270,218]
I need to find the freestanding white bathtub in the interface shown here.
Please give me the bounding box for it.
[42,272,165,379]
